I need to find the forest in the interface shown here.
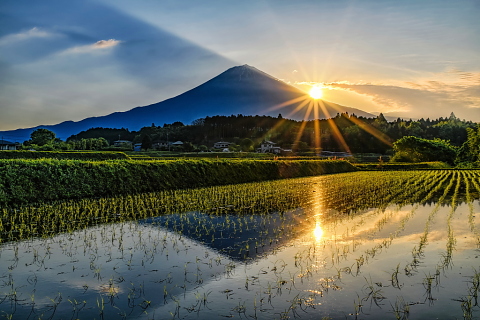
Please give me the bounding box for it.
[21,112,480,165]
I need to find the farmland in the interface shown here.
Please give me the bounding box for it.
[0,158,356,206]
[1,170,479,319]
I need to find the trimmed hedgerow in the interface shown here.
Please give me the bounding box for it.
[0,150,130,160]
[0,159,356,206]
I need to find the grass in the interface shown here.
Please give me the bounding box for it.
[0,158,356,206]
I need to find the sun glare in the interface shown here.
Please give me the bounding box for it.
[313,222,324,241]
[309,86,323,99]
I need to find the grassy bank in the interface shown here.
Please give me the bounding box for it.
[354,161,451,170]
[0,159,356,206]
[0,150,130,160]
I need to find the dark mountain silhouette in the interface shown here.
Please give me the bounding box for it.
[1,65,375,141]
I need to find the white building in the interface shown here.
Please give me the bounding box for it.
[0,139,18,150]
[152,141,170,150]
[214,141,232,149]
[257,141,283,154]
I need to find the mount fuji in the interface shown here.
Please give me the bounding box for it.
[1,65,375,141]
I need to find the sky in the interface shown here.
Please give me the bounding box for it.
[1,0,479,135]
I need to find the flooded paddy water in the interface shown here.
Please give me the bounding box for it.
[1,170,480,319]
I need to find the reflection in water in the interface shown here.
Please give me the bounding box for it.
[313,221,324,241]
[312,182,324,242]
[0,170,480,319]
[141,210,312,261]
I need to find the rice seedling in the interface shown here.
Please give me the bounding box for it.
[390,296,410,320]
[1,170,480,319]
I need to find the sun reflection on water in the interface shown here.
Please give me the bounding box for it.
[313,222,324,241]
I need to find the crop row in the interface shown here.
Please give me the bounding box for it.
[0,159,356,206]
[1,170,478,245]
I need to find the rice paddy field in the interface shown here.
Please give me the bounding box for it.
[1,170,480,319]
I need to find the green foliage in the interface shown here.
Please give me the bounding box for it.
[355,161,451,170]
[69,137,109,150]
[391,136,457,165]
[0,159,357,206]
[27,128,56,146]
[67,127,134,144]
[182,141,195,152]
[240,138,254,152]
[0,150,130,160]
[141,135,152,150]
[62,114,476,155]
[456,124,480,165]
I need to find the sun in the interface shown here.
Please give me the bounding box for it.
[309,86,323,99]
[313,222,323,241]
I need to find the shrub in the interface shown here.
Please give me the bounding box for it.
[0,159,357,206]
[391,136,457,165]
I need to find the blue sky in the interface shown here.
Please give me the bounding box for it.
[1,0,479,133]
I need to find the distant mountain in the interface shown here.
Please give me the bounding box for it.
[1,65,375,141]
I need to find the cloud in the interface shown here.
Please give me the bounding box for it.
[0,27,57,45]
[297,70,480,121]
[93,39,121,48]
[0,0,234,131]
[61,39,122,54]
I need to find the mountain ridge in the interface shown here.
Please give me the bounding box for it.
[0,65,375,141]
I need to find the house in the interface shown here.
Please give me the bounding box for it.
[171,141,184,147]
[152,141,170,150]
[113,140,133,147]
[257,141,283,154]
[214,141,232,149]
[0,139,18,150]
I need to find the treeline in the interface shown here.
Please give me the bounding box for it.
[68,112,476,153]
[20,113,478,160]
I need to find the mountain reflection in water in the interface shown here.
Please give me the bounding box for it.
[141,209,312,261]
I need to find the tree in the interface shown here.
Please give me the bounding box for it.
[29,129,56,146]
[391,136,457,164]
[183,141,195,152]
[95,137,109,150]
[456,124,480,164]
[240,138,254,152]
[229,144,240,152]
[141,135,152,150]
[296,141,310,153]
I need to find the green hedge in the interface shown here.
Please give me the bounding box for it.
[355,161,451,170]
[0,150,130,160]
[0,159,357,206]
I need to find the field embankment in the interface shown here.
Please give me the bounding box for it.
[354,161,452,170]
[0,150,130,160]
[0,159,356,206]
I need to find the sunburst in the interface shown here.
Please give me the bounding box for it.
[309,86,323,99]
[262,78,392,155]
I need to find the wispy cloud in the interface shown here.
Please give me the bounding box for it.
[61,39,122,54]
[92,39,122,49]
[297,70,480,120]
[0,27,58,45]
